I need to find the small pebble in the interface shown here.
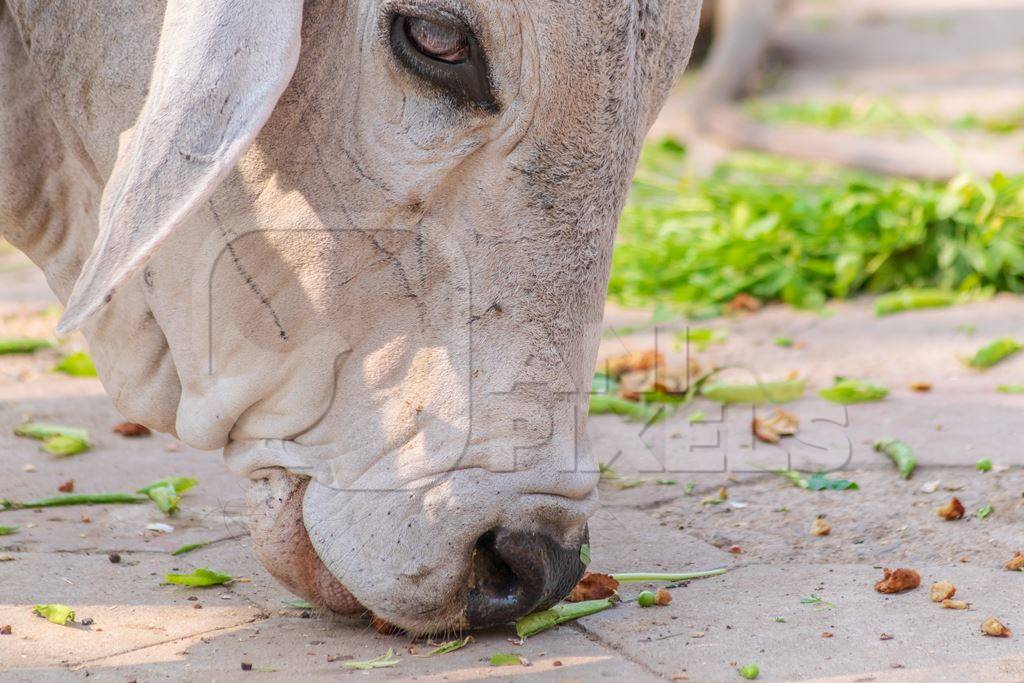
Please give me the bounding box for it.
[108,553,121,564]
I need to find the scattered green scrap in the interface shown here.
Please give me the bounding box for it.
[34,604,75,625]
[874,289,956,316]
[773,337,794,347]
[738,663,761,680]
[164,568,233,587]
[800,594,836,609]
[874,438,918,479]
[53,351,97,377]
[678,327,727,352]
[819,378,888,404]
[0,525,18,535]
[138,477,198,516]
[997,384,1024,394]
[977,458,994,473]
[770,469,859,491]
[489,653,523,667]
[283,599,314,610]
[343,649,400,670]
[171,542,209,556]
[14,422,90,456]
[611,568,728,583]
[428,636,473,656]
[515,597,617,638]
[966,338,1023,369]
[637,590,656,607]
[978,505,994,520]
[656,478,678,485]
[701,378,806,404]
[579,543,591,567]
[772,616,786,623]
[1,493,147,510]
[0,339,52,355]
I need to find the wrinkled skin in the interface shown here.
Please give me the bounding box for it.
[0,0,700,633]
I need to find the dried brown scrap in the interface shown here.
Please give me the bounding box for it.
[810,518,831,536]
[909,381,932,392]
[727,293,762,313]
[113,422,151,437]
[982,618,1011,637]
[566,572,620,602]
[753,408,799,444]
[618,362,702,401]
[1005,552,1024,571]
[937,497,965,521]
[0,625,11,635]
[874,568,921,594]
[653,589,672,606]
[57,480,74,493]
[604,350,664,379]
[942,599,969,610]
[930,581,955,602]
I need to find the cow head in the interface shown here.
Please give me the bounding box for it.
[57,0,700,633]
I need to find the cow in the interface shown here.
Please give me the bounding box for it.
[0,0,701,633]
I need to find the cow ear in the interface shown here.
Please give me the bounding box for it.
[56,0,304,335]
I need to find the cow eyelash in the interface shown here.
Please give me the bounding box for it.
[389,13,496,111]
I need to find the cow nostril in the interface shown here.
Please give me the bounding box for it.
[465,527,586,628]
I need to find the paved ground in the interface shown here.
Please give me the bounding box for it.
[5,237,1024,681]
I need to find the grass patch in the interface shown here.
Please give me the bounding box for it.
[608,138,1024,316]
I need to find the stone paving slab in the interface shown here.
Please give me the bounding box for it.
[0,552,265,672]
[576,563,1024,682]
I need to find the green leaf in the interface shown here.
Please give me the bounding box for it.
[701,378,806,405]
[819,378,888,404]
[137,477,198,495]
[515,598,617,638]
[0,338,52,355]
[164,568,233,587]
[800,594,836,609]
[874,289,956,316]
[489,653,522,667]
[579,543,591,567]
[34,604,75,625]
[343,649,400,670]
[171,542,209,556]
[41,434,90,457]
[874,438,918,479]
[15,422,89,443]
[997,384,1024,394]
[589,394,666,423]
[53,351,97,377]
[978,505,994,519]
[967,337,1023,368]
[805,473,859,491]
[977,457,993,472]
[738,663,761,680]
[428,636,473,656]
[145,484,181,516]
[283,599,313,609]
[0,525,18,535]
[677,327,727,351]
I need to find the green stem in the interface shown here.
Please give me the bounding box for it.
[1,493,147,510]
[611,568,728,583]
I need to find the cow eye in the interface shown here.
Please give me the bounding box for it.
[390,14,495,110]
[406,17,468,63]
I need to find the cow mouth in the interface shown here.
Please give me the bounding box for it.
[245,471,365,615]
